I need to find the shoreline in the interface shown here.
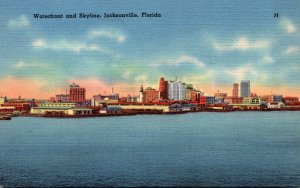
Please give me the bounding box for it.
[13,107,300,119]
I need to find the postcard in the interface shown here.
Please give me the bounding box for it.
[0,0,299,187]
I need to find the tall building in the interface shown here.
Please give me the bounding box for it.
[159,77,168,100]
[168,81,186,101]
[69,82,86,102]
[232,83,239,97]
[240,80,250,97]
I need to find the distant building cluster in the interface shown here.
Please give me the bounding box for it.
[1,77,300,116]
[51,82,86,103]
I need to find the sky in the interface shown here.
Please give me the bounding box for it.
[0,0,299,99]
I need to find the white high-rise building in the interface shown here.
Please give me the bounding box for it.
[168,81,186,100]
[240,80,250,97]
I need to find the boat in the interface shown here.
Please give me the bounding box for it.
[0,116,11,120]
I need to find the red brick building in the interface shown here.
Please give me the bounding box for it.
[159,77,168,100]
[225,96,243,104]
[232,83,239,97]
[199,96,206,109]
[69,82,86,103]
[262,95,273,103]
[283,97,299,106]
[144,87,160,103]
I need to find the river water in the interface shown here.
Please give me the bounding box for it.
[0,112,299,187]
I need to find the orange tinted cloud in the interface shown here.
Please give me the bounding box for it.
[0,76,58,99]
[71,78,140,98]
[251,85,300,97]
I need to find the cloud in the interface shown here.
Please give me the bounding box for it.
[224,64,257,81]
[122,70,132,79]
[32,39,46,47]
[181,70,214,84]
[173,55,205,68]
[31,28,126,59]
[32,38,108,53]
[13,61,26,68]
[8,15,30,29]
[70,77,141,97]
[262,55,274,64]
[88,28,126,43]
[134,74,148,83]
[281,17,297,34]
[213,37,271,51]
[13,61,48,69]
[151,55,205,68]
[286,46,299,54]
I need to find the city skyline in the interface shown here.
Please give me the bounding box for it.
[0,0,300,99]
[0,78,294,100]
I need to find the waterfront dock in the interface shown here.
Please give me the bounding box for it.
[18,106,300,119]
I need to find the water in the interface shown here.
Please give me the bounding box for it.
[0,112,299,187]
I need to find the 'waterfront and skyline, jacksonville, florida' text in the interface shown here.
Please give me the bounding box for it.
[32,12,161,19]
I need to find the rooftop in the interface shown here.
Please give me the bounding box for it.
[69,82,79,88]
[31,107,73,110]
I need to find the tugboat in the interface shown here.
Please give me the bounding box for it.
[0,116,11,120]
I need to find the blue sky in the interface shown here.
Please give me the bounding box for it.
[0,0,299,98]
